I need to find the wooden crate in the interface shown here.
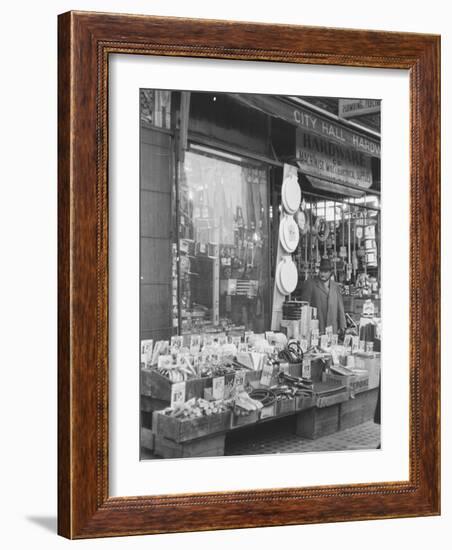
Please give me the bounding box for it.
[276,398,296,415]
[141,368,235,401]
[295,394,315,411]
[140,427,154,451]
[231,409,259,428]
[287,363,303,378]
[154,433,226,459]
[153,410,231,443]
[296,404,340,439]
[340,388,379,430]
[316,390,349,408]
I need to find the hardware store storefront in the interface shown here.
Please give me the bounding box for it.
[139,90,381,458]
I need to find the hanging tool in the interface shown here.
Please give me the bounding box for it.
[352,202,358,279]
[346,204,352,281]
[315,202,320,265]
[363,206,368,277]
[304,209,308,280]
[339,205,347,269]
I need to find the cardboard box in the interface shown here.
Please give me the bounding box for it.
[353,353,381,389]
[322,371,369,395]
[339,387,379,429]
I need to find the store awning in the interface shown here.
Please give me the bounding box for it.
[230,93,381,159]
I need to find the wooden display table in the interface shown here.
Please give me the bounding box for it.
[142,355,381,458]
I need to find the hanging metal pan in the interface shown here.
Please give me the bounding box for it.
[276,256,298,295]
[281,174,301,215]
[279,215,300,253]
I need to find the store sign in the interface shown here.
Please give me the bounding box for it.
[232,94,381,158]
[338,99,381,119]
[296,129,373,189]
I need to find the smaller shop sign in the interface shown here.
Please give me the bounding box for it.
[338,98,381,119]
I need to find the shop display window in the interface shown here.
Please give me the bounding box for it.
[175,149,270,335]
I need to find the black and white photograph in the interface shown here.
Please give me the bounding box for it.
[139,90,382,460]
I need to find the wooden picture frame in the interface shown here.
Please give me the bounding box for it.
[58,11,440,539]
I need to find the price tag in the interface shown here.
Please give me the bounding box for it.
[325,326,333,345]
[140,339,153,366]
[233,370,246,390]
[190,334,201,350]
[299,338,307,352]
[170,335,183,351]
[170,381,186,408]
[260,363,274,386]
[310,329,319,348]
[151,340,169,366]
[212,376,225,400]
[302,358,311,379]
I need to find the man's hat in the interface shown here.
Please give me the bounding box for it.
[319,257,332,271]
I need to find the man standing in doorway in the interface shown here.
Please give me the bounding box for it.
[300,257,346,335]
